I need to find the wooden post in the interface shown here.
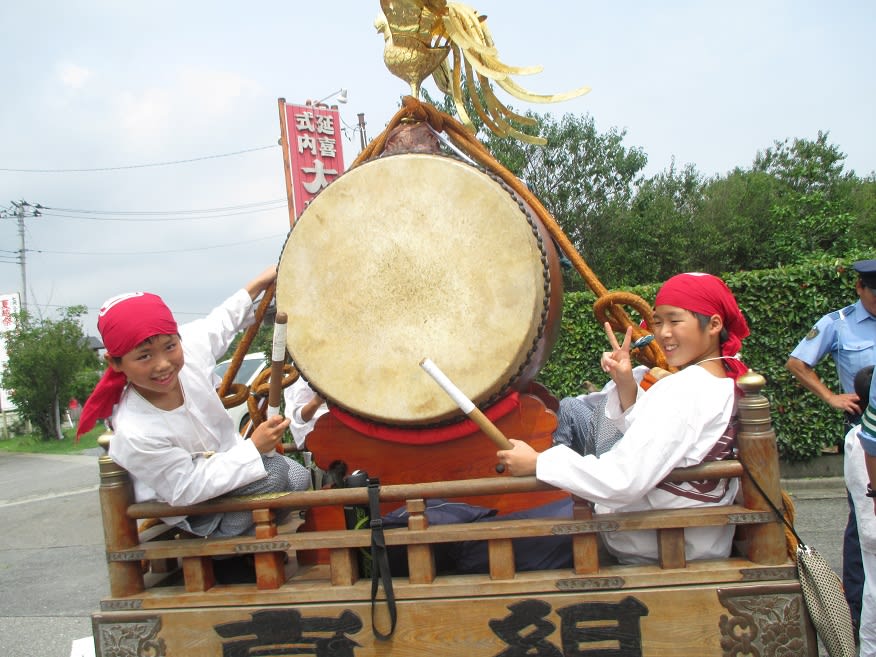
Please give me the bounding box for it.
[329,547,358,586]
[406,498,436,584]
[182,556,215,592]
[253,508,286,589]
[657,528,686,569]
[488,539,515,580]
[98,456,145,597]
[571,496,599,574]
[277,98,297,227]
[736,371,787,565]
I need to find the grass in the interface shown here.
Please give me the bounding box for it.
[0,423,298,458]
[0,423,107,454]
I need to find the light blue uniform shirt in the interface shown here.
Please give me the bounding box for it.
[790,299,876,394]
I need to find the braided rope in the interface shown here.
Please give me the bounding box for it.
[217,282,276,402]
[782,489,799,559]
[247,364,300,430]
[215,283,301,426]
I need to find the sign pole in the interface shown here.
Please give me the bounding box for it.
[277,98,297,228]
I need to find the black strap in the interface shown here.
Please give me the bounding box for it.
[367,478,397,640]
[738,458,806,549]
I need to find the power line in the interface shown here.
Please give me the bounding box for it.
[0,144,279,173]
[44,199,286,216]
[38,204,287,223]
[26,232,288,256]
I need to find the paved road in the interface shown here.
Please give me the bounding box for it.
[0,452,106,657]
[0,451,851,657]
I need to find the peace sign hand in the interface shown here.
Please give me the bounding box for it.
[600,322,638,411]
[600,322,633,383]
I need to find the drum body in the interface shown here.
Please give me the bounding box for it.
[277,152,562,426]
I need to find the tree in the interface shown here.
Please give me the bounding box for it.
[482,112,648,286]
[849,174,876,243]
[752,131,857,265]
[1,306,102,440]
[696,168,779,272]
[596,160,706,285]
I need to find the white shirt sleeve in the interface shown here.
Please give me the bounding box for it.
[283,376,328,449]
[111,422,265,506]
[179,289,255,373]
[602,365,652,433]
[536,367,734,508]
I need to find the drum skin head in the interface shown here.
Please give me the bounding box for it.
[277,153,551,426]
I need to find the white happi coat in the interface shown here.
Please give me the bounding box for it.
[283,375,328,450]
[107,289,266,523]
[537,365,739,564]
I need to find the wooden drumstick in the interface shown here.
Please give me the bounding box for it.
[419,358,513,451]
[265,312,288,456]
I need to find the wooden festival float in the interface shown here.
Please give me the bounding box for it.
[90,3,820,655]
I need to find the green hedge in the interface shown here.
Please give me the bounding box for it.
[537,258,869,462]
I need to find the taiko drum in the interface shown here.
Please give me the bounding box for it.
[276,152,562,426]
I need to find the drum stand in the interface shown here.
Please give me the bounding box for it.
[298,388,566,564]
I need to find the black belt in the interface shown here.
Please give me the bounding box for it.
[844,412,862,430]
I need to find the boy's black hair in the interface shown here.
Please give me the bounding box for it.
[854,365,874,403]
[691,310,730,344]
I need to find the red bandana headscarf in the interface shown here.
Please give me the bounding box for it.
[654,272,750,381]
[76,293,179,438]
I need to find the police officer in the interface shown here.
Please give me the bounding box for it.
[786,257,876,639]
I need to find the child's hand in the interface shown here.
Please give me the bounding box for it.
[497,439,539,476]
[301,394,325,422]
[245,265,279,301]
[251,414,290,454]
[601,322,638,411]
[600,322,633,383]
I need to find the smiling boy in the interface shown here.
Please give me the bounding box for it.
[78,267,311,538]
[498,273,748,564]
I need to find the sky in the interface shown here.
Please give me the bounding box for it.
[1,0,874,340]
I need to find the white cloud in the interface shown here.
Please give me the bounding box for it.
[176,67,263,114]
[58,62,93,89]
[110,67,263,153]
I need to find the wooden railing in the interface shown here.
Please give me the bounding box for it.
[97,371,789,599]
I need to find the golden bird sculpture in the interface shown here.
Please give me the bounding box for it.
[375,0,591,144]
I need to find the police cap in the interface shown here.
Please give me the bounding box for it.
[853,258,876,289]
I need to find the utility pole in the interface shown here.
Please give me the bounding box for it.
[0,200,42,313]
[357,112,368,152]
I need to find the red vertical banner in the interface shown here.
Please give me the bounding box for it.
[283,102,346,222]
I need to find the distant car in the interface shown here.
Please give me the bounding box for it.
[214,352,268,435]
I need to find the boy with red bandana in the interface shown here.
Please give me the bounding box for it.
[498,272,749,564]
[78,267,310,538]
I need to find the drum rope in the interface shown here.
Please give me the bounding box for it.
[217,282,276,404]
[216,283,300,431]
[351,96,668,371]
